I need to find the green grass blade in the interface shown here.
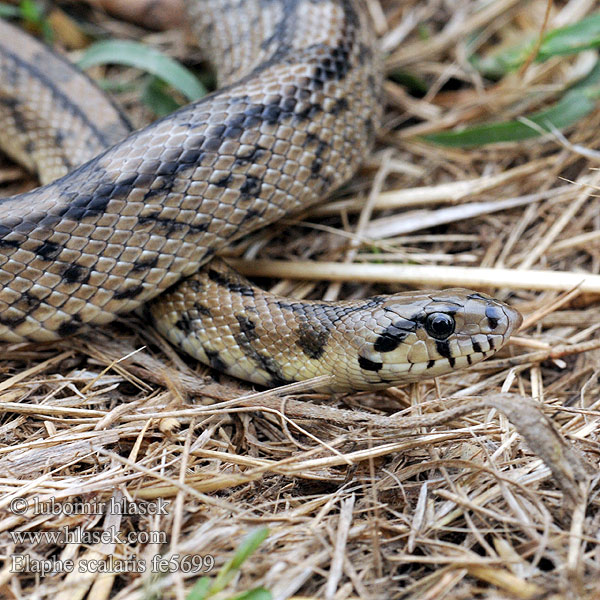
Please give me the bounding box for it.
[424,58,600,147]
[230,588,272,600]
[142,76,182,116]
[78,39,207,102]
[423,87,600,147]
[474,11,600,77]
[209,527,270,595]
[538,11,600,61]
[185,576,211,600]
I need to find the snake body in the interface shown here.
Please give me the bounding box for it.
[0,0,522,391]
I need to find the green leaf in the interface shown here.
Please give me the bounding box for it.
[19,0,43,23]
[78,39,207,102]
[474,11,600,77]
[185,577,211,600]
[423,59,600,147]
[17,0,53,42]
[538,12,600,61]
[230,588,272,600]
[142,76,182,116]
[209,528,270,595]
[388,70,428,95]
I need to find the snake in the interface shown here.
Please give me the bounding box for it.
[0,0,522,392]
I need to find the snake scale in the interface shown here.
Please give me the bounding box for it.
[0,0,522,392]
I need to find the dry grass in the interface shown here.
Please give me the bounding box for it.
[0,0,599,599]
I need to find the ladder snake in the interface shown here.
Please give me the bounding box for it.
[0,0,522,392]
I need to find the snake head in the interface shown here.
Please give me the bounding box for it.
[340,289,522,390]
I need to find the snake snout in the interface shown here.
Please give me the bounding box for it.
[352,290,523,389]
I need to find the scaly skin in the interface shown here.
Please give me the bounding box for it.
[0,1,522,391]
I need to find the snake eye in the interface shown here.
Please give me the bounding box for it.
[425,313,455,340]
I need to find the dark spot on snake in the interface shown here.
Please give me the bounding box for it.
[435,340,452,359]
[207,124,226,138]
[155,160,181,177]
[236,314,258,340]
[127,173,152,189]
[0,312,26,328]
[447,355,456,368]
[35,241,63,260]
[275,301,298,314]
[24,140,35,155]
[240,175,262,196]
[242,113,262,129]
[138,214,209,235]
[226,113,246,129]
[373,318,416,353]
[234,147,266,166]
[239,208,260,225]
[487,335,496,349]
[296,322,329,359]
[204,349,229,373]
[185,277,204,293]
[54,130,66,146]
[410,311,427,327]
[175,313,194,334]
[59,176,122,219]
[294,103,322,123]
[472,339,482,354]
[113,284,144,300]
[202,136,223,152]
[253,355,292,386]
[358,356,382,372]
[180,149,204,164]
[331,97,349,115]
[224,125,243,139]
[132,255,159,272]
[0,237,20,249]
[0,97,18,109]
[310,157,323,175]
[485,305,502,330]
[62,264,90,284]
[214,173,234,187]
[466,354,473,365]
[193,303,212,317]
[17,292,42,311]
[207,268,255,297]
[230,314,291,384]
[282,96,297,111]
[262,103,287,124]
[57,317,82,337]
[427,359,435,369]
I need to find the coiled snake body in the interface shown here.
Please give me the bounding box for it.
[0,0,521,391]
